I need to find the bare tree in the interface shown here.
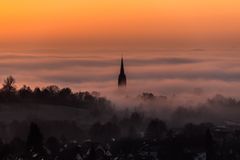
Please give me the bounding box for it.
[2,76,16,93]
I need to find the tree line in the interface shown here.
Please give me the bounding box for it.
[0,76,112,109]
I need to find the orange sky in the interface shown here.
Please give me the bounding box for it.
[0,0,240,49]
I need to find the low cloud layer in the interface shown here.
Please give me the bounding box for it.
[0,50,240,101]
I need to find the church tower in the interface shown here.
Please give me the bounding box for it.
[118,57,127,87]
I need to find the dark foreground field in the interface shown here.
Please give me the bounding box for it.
[0,100,240,160]
[1,77,240,159]
[1,118,240,160]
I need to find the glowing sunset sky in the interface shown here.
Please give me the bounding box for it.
[0,0,240,49]
[0,0,240,102]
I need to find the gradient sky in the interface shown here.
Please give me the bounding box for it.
[1,0,240,102]
[0,0,240,49]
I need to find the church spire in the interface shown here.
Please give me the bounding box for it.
[120,57,125,74]
[118,56,127,87]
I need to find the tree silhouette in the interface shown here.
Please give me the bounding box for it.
[206,128,214,160]
[1,76,16,93]
[145,119,167,139]
[26,123,43,149]
[24,122,48,160]
[18,85,32,99]
[59,88,72,97]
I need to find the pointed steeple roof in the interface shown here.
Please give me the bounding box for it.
[120,56,125,75]
[118,56,127,87]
